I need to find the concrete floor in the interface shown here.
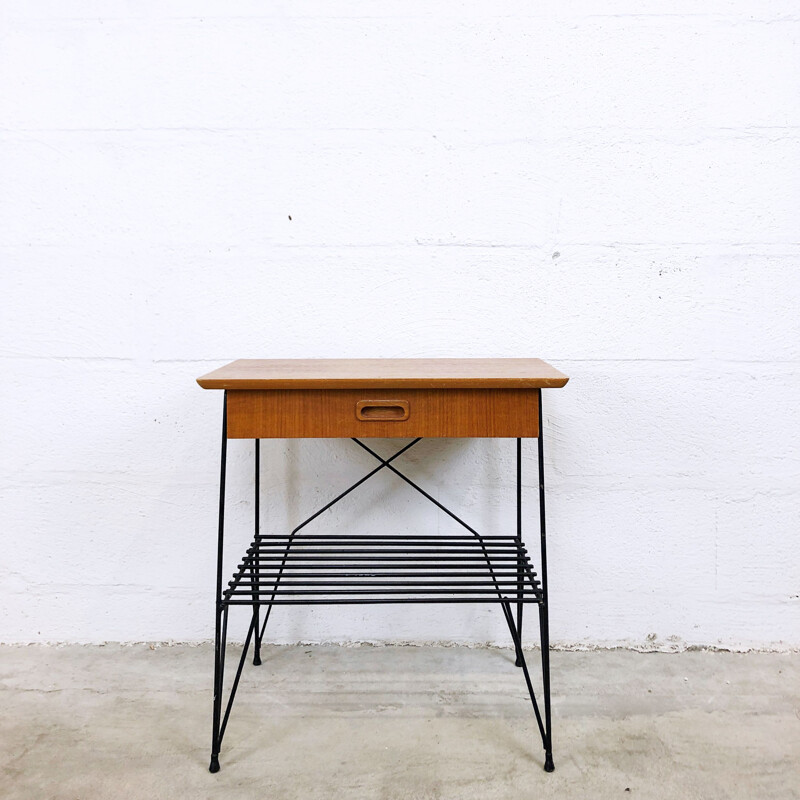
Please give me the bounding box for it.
[1,645,798,800]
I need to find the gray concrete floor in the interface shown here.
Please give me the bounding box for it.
[1,645,798,800]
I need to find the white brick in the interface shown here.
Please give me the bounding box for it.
[1,0,798,647]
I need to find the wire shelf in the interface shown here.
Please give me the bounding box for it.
[223,534,542,605]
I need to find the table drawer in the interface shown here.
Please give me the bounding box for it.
[226,389,539,439]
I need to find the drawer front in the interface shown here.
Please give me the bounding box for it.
[226,389,539,439]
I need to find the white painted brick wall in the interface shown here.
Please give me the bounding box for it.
[1,1,798,648]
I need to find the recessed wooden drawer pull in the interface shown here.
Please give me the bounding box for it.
[355,399,410,421]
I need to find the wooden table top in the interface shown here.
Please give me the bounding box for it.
[197,359,569,390]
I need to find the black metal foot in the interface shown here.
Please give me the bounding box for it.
[514,656,523,667]
[544,753,554,772]
[209,755,220,773]
[253,652,262,666]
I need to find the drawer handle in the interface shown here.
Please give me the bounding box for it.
[355,400,410,421]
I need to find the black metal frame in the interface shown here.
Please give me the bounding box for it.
[209,389,554,774]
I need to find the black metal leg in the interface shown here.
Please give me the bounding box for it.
[210,393,228,773]
[539,602,554,772]
[209,609,223,772]
[252,439,262,666]
[515,437,524,668]
[537,389,554,772]
[501,600,545,742]
[210,606,229,773]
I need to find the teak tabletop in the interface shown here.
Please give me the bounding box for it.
[196,358,569,390]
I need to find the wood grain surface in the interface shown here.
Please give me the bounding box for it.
[197,358,568,390]
[226,389,540,438]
